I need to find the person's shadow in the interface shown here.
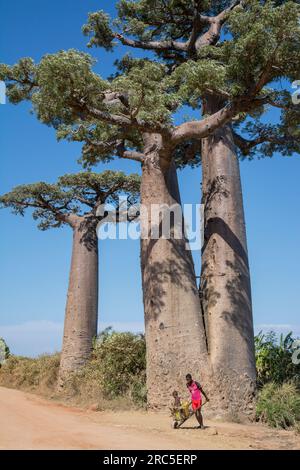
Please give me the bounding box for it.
[177,425,209,430]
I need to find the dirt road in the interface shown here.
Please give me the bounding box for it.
[0,387,299,450]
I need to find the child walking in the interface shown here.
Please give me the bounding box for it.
[186,373,209,429]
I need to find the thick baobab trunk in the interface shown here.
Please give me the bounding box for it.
[57,217,98,388]
[200,96,256,419]
[140,134,210,408]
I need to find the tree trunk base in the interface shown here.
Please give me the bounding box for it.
[204,369,256,422]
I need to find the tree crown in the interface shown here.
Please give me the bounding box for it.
[82,0,300,159]
[0,171,140,230]
[0,0,299,164]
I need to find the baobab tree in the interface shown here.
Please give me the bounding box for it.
[80,0,300,417]
[0,52,211,409]
[0,171,140,386]
[1,0,299,417]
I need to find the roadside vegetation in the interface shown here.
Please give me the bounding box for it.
[0,328,146,409]
[255,332,300,430]
[1,329,300,428]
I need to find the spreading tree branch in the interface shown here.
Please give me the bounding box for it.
[72,99,170,136]
[195,1,242,50]
[171,103,237,144]
[37,195,79,227]
[112,1,243,55]
[233,129,297,155]
[114,33,188,53]
[84,136,145,163]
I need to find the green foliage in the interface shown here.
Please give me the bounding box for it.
[223,0,300,92]
[164,1,300,105]
[256,382,300,429]
[57,119,144,168]
[0,57,36,103]
[255,331,300,387]
[58,170,141,205]
[76,330,146,403]
[0,171,141,230]
[33,50,108,127]
[0,331,147,408]
[254,330,300,430]
[0,50,177,145]
[64,330,147,407]
[237,116,300,159]
[112,60,177,125]
[166,59,227,108]
[115,0,213,42]
[81,0,300,161]
[1,1,300,165]
[0,182,76,230]
[82,11,115,50]
[0,50,110,128]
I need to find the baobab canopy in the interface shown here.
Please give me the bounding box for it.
[1,1,300,163]
[0,171,141,230]
[81,0,300,159]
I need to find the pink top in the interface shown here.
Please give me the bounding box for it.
[188,381,202,401]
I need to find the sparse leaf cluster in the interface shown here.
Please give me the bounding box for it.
[0,171,140,230]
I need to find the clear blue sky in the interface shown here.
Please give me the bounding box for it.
[0,0,299,356]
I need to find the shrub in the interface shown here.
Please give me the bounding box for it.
[0,353,60,393]
[256,382,300,429]
[0,329,147,408]
[64,330,147,406]
[93,330,146,397]
[255,331,300,387]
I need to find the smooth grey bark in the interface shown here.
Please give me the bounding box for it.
[140,133,210,408]
[57,216,98,388]
[200,96,256,419]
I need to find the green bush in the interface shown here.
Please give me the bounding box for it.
[64,329,147,406]
[256,382,300,429]
[129,374,147,405]
[0,329,147,408]
[93,330,146,397]
[255,331,300,387]
[255,331,300,430]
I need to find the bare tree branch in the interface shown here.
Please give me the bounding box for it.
[171,103,237,144]
[37,195,79,227]
[171,91,271,145]
[232,131,267,155]
[195,0,242,50]
[114,33,188,53]
[83,137,145,163]
[120,150,145,162]
[75,196,95,209]
[233,129,296,155]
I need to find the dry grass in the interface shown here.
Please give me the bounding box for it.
[0,354,60,397]
[0,353,145,410]
[0,331,147,410]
